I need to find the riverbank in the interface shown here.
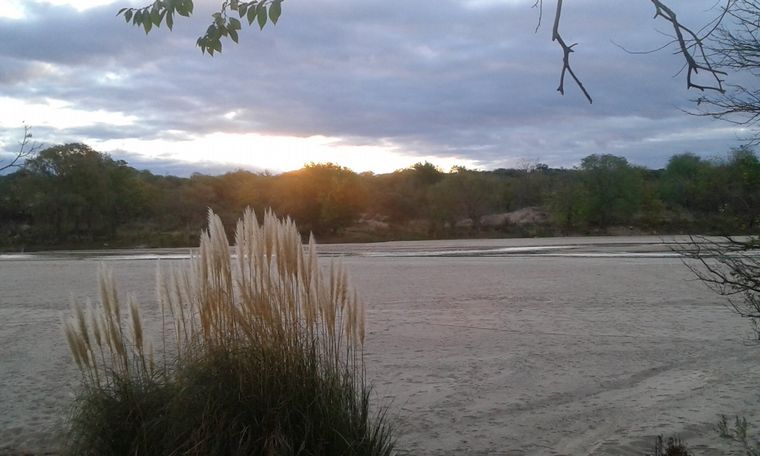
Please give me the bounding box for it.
[1,237,756,455]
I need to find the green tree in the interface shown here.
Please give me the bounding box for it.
[660,153,711,212]
[23,144,146,242]
[366,162,443,224]
[577,154,644,228]
[548,174,588,231]
[721,147,760,229]
[428,167,499,232]
[274,163,366,235]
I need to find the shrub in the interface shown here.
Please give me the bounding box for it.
[649,435,692,456]
[62,208,394,455]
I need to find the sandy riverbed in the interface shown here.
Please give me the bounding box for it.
[1,236,756,455]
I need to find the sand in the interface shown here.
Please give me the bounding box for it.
[0,236,756,455]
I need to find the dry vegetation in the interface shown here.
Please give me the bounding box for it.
[62,208,393,455]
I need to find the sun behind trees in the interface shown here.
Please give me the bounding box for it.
[62,208,394,455]
[2,144,760,250]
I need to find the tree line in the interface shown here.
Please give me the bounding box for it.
[0,143,758,250]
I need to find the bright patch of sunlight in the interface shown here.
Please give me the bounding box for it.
[0,0,117,18]
[0,97,137,130]
[91,133,480,174]
[96,72,128,85]
[0,0,25,18]
[46,0,116,9]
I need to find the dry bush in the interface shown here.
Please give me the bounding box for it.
[63,208,393,455]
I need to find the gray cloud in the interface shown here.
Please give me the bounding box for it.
[0,0,746,172]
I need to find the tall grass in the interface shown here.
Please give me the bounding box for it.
[62,208,394,455]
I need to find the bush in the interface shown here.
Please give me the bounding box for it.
[648,435,692,456]
[62,209,394,455]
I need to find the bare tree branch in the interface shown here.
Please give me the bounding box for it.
[677,235,760,340]
[649,0,728,93]
[535,0,730,104]
[532,0,543,34]
[1,124,41,173]
[551,0,593,104]
[685,0,760,143]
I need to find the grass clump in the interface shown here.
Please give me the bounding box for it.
[62,208,394,455]
[648,435,692,456]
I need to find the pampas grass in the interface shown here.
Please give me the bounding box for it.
[62,208,393,455]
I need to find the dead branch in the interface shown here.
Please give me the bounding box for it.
[650,0,728,93]
[1,124,41,173]
[551,0,593,104]
[676,235,760,339]
[535,1,732,103]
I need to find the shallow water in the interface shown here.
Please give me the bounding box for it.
[0,236,756,455]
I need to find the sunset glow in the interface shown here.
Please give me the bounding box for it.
[91,133,480,174]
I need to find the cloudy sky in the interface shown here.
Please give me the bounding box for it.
[0,0,749,175]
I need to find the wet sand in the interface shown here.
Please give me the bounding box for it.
[0,236,756,454]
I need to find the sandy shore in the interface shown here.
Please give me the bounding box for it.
[1,236,757,454]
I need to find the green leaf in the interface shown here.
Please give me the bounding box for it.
[166,11,174,30]
[151,8,162,27]
[229,17,241,30]
[117,7,127,16]
[143,16,153,33]
[246,4,256,25]
[213,12,224,27]
[269,0,281,24]
[229,28,239,44]
[257,4,267,29]
[238,3,247,17]
[133,9,142,25]
[124,9,133,22]
[212,38,222,53]
[176,2,190,17]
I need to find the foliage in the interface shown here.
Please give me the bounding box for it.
[118,0,283,55]
[3,144,760,249]
[274,163,367,234]
[63,209,394,455]
[20,143,149,242]
[576,154,644,228]
[428,166,500,232]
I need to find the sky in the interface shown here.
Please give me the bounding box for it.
[0,0,750,176]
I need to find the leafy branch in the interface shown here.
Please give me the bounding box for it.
[117,0,283,56]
